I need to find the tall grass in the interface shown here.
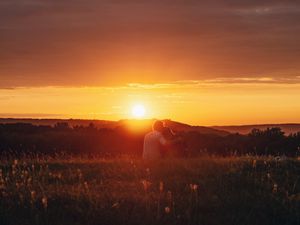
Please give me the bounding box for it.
[0,155,299,225]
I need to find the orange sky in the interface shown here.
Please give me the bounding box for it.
[1,81,300,125]
[1,0,300,125]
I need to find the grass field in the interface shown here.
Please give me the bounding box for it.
[0,155,299,225]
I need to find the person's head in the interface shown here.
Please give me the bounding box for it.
[152,120,164,132]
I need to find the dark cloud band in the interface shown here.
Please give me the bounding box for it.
[1,0,300,87]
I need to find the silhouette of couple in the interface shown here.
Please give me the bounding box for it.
[143,120,180,159]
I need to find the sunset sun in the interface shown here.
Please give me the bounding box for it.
[132,104,146,118]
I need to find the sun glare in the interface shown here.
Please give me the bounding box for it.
[132,104,146,118]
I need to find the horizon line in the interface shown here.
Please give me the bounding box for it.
[0,116,300,127]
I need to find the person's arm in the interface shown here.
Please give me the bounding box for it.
[159,133,178,145]
[159,134,167,146]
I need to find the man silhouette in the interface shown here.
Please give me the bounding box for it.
[143,120,167,160]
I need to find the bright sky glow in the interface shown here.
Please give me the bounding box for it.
[132,104,146,118]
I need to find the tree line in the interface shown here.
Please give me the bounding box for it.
[0,122,299,157]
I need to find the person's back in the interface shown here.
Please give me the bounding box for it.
[143,120,166,160]
[160,127,175,157]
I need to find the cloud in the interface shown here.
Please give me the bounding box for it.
[201,77,295,84]
[0,113,65,118]
[235,5,300,16]
[125,76,300,89]
[0,87,16,90]
[0,0,300,87]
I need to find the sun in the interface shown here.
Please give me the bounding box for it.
[132,104,146,118]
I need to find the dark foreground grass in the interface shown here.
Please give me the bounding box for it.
[0,156,299,225]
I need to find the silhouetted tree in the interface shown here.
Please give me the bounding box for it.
[54,122,70,131]
[0,123,299,157]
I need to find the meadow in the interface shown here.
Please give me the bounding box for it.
[0,155,299,225]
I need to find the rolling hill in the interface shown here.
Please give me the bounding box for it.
[1,118,299,136]
[0,118,229,136]
[212,124,300,135]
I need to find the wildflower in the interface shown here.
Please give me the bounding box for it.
[77,169,83,179]
[164,206,171,214]
[273,183,278,193]
[15,182,20,189]
[141,179,151,192]
[275,156,280,161]
[112,202,120,209]
[13,159,18,165]
[190,184,198,191]
[31,191,36,201]
[252,160,257,168]
[159,181,164,193]
[84,181,89,190]
[42,196,48,209]
[167,191,172,201]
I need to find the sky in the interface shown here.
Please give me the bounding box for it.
[1,0,300,125]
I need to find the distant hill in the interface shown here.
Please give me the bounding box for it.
[212,124,300,135]
[0,118,230,136]
[0,118,117,129]
[162,120,230,136]
[2,118,299,136]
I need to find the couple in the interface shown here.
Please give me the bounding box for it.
[143,120,178,160]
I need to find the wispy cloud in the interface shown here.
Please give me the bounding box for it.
[200,76,300,84]
[234,4,300,16]
[124,76,300,90]
[0,113,65,118]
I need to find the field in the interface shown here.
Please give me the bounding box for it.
[0,156,300,225]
